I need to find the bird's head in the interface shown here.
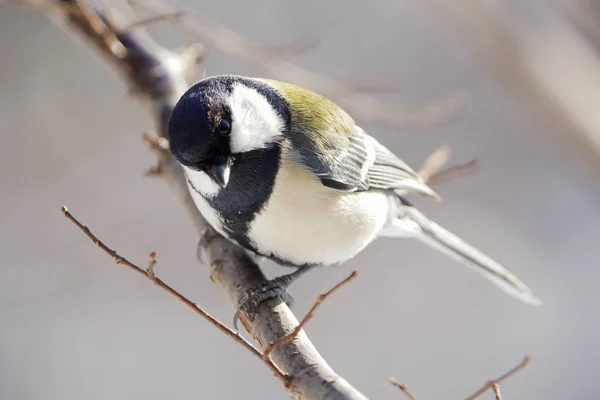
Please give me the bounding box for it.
[168,75,290,188]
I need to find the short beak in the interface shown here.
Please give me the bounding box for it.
[211,157,232,188]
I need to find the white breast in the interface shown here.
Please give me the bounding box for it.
[183,166,232,242]
[248,152,390,266]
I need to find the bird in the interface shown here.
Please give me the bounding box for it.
[167,74,542,320]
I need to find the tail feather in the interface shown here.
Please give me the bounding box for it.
[401,205,543,306]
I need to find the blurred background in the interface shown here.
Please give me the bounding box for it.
[1,0,600,399]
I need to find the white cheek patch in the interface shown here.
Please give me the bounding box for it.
[183,166,221,196]
[228,82,285,153]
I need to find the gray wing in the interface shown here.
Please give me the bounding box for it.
[292,125,439,198]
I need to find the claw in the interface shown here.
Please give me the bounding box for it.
[233,310,242,332]
[231,265,315,332]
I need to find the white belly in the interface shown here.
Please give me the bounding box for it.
[248,155,390,265]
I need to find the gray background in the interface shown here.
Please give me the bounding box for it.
[1,1,599,399]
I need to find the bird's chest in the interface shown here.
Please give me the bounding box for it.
[184,147,280,249]
[185,149,389,267]
[248,156,390,266]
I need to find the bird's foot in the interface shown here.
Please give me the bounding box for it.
[233,265,314,331]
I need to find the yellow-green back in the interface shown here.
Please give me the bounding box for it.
[256,78,357,151]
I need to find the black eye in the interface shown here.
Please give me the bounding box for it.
[217,118,231,134]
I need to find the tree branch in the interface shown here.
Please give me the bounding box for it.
[36,1,374,398]
[6,1,486,398]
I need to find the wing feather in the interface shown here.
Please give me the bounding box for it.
[264,79,437,197]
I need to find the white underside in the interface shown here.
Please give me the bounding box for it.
[248,152,392,265]
[184,155,419,266]
[186,181,233,241]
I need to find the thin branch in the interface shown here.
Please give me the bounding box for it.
[426,158,481,187]
[416,145,452,183]
[143,132,170,175]
[122,11,184,33]
[491,383,503,400]
[465,356,531,400]
[262,270,358,361]
[394,145,480,200]
[0,0,78,12]
[146,251,157,280]
[416,145,480,186]
[269,36,324,59]
[75,0,126,57]
[390,356,531,399]
[60,206,289,383]
[389,378,418,400]
[143,132,170,153]
[345,80,404,95]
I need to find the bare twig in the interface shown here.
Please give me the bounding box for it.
[491,383,503,400]
[423,0,600,190]
[146,251,157,280]
[345,80,404,95]
[390,356,530,399]
[143,132,170,153]
[122,11,184,33]
[269,36,323,59]
[60,206,289,383]
[465,356,531,400]
[416,145,453,183]
[426,158,481,187]
[75,0,126,57]
[143,132,169,175]
[262,270,358,361]
[389,378,418,400]
[394,145,480,200]
[416,145,481,186]
[0,0,78,12]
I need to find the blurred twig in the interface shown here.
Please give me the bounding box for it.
[269,35,324,58]
[427,158,481,187]
[132,0,470,130]
[415,145,453,183]
[422,0,600,193]
[416,145,480,186]
[389,378,418,400]
[122,10,184,33]
[395,145,480,199]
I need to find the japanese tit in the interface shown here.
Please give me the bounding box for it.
[167,75,542,313]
